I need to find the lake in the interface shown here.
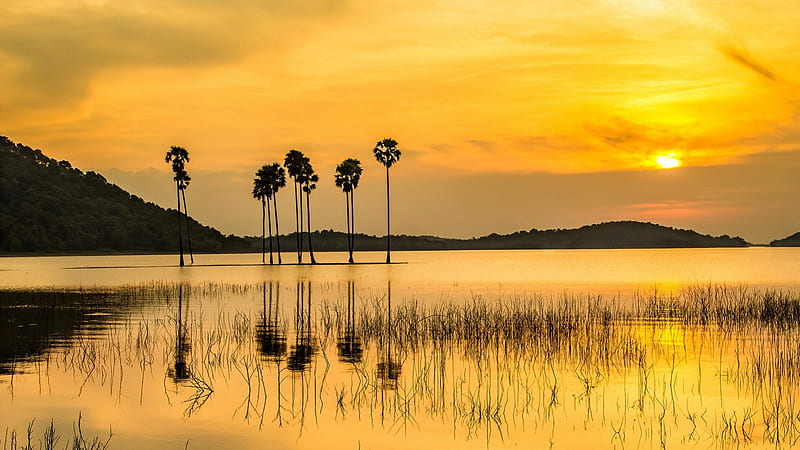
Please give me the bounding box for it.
[2,248,800,449]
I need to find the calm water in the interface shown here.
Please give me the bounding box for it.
[2,248,800,297]
[2,249,800,449]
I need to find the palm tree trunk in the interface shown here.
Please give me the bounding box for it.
[297,182,304,263]
[350,188,356,263]
[176,182,184,267]
[181,190,194,264]
[267,197,274,265]
[345,192,352,263]
[293,182,301,263]
[385,166,391,264]
[306,190,317,264]
[261,198,266,264]
[273,195,282,264]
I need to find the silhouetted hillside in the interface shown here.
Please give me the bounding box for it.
[770,233,800,247]
[452,221,749,249]
[0,137,749,253]
[0,136,246,253]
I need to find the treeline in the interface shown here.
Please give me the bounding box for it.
[0,136,751,253]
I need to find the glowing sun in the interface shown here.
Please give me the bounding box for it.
[655,153,681,169]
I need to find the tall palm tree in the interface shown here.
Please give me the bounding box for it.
[301,160,319,264]
[335,158,362,263]
[165,146,190,267]
[334,162,353,260]
[266,163,287,264]
[253,165,273,264]
[284,150,307,263]
[373,138,401,264]
[178,170,194,264]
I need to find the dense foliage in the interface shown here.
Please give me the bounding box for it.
[0,136,242,253]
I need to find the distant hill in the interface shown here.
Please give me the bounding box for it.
[455,221,749,249]
[770,233,800,247]
[0,136,750,254]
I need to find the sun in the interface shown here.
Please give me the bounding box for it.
[654,153,682,169]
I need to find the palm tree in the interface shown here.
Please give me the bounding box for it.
[284,150,308,263]
[335,158,362,263]
[165,146,190,267]
[373,138,401,264]
[253,166,273,264]
[301,160,319,264]
[266,163,287,264]
[178,170,194,264]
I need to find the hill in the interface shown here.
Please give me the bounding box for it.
[0,136,749,253]
[0,136,250,253]
[770,233,800,247]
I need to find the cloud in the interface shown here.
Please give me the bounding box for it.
[0,0,349,111]
[719,44,778,83]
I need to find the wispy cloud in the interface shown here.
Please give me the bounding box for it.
[719,44,778,83]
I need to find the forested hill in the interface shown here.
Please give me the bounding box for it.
[0,136,749,254]
[770,233,800,247]
[0,136,247,253]
[449,221,749,249]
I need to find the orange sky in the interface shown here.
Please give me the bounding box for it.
[2,0,800,242]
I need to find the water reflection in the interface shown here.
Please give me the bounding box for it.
[168,285,191,383]
[0,291,123,375]
[287,281,316,373]
[376,281,402,390]
[337,280,362,365]
[256,281,286,362]
[10,281,800,448]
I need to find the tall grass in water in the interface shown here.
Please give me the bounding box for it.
[8,283,800,447]
[2,414,111,450]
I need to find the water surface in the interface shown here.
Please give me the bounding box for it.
[2,249,800,448]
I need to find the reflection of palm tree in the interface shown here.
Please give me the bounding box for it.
[284,150,307,263]
[287,281,316,372]
[334,159,363,263]
[165,146,191,266]
[376,281,401,390]
[337,280,363,364]
[256,281,286,361]
[373,138,401,264]
[169,285,191,383]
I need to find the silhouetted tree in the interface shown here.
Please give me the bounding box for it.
[165,146,191,266]
[284,150,308,263]
[253,165,274,264]
[301,160,319,265]
[266,163,287,264]
[179,172,194,264]
[373,138,401,264]
[335,158,363,263]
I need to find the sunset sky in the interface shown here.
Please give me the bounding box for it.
[2,0,800,243]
